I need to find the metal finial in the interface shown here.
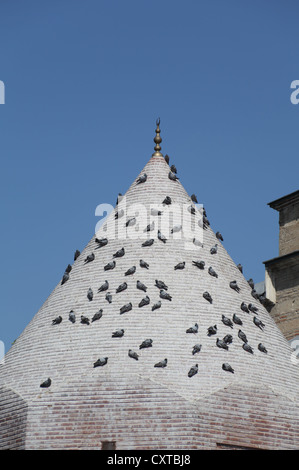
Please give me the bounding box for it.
[152,117,163,157]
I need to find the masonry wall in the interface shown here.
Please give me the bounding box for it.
[278,203,299,256]
[0,387,28,450]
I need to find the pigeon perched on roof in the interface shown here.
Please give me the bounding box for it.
[128,349,139,360]
[171,225,182,234]
[120,303,132,315]
[203,215,210,228]
[170,164,177,174]
[223,334,233,345]
[157,230,167,243]
[125,266,136,276]
[112,329,124,338]
[238,330,248,343]
[207,325,217,336]
[93,357,108,367]
[136,173,147,185]
[240,302,249,313]
[115,209,124,220]
[105,292,112,304]
[188,364,198,378]
[230,280,240,293]
[193,238,204,248]
[116,282,127,293]
[113,247,125,258]
[151,208,163,216]
[248,303,259,313]
[222,315,233,329]
[222,363,234,374]
[154,358,167,368]
[140,259,149,269]
[174,262,185,270]
[210,244,218,255]
[144,221,155,232]
[192,260,205,269]
[191,194,198,203]
[142,239,155,247]
[203,291,213,304]
[139,339,153,349]
[208,266,218,278]
[69,311,76,323]
[126,217,136,227]
[81,315,90,325]
[186,323,198,334]
[216,338,229,350]
[258,343,268,354]
[162,196,172,205]
[160,290,172,301]
[116,193,123,205]
[74,249,81,261]
[237,264,243,273]
[87,288,93,301]
[138,296,150,308]
[253,316,265,331]
[61,272,69,285]
[168,171,179,182]
[65,264,72,274]
[247,278,255,289]
[98,280,109,292]
[242,343,254,354]
[155,280,168,290]
[84,253,95,264]
[232,314,243,326]
[216,232,224,241]
[192,344,202,355]
[137,280,147,292]
[151,301,161,311]
[104,261,116,271]
[95,237,108,247]
[251,289,260,300]
[40,378,51,388]
[52,316,62,325]
[92,310,103,322]
[187,205,196,215]
[164,154,170,164]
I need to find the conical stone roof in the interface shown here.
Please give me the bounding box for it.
[1,123,299,450]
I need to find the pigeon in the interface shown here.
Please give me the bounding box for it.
[87,288,93,301]
[140,259,149,269]
[171,225,182,233]
[151,301,161,311]
[155,280,168,290]
[223,334,233,344]
[162,196,172,205]
[128,349,139,360]
[98,280,109,292]
[74,249,81,261]
[251,289,259,300]
[238,330,248,343]
[237,264,243,273]
[192,260,205,269]
[144,222,155,232]
[192,344,202,355]
[61,272,69,285]
[216,231,224,241]
[157,230,167,243]
[139,339,153,349]
[115,209,124,220]
[69,311,76,323]
[142,239,154,247]
[208,266,218,278]
[139,295,150,307]
[136,173,147,185]
[174,262,185,270]
[120,303,132,315]
[253,316,265,330]
[247,278,255,289]
[242,343,254,354]
[93,357,108,367]
[188,364,198,378]
[203,291,213,304]
[92,310,103,322]
[81,315,90,325]
[112,329,125,338]
[222,363,234,374]
[125,266,136,276]
[160,290,172,301]
[210,244,218,254]
[154,358,167,368]
[164,154,170,164]
[151,208,163,216]
[230,280,240,293]
[116,193,123,205]
[137,280,147,292]
[207,325,217,336]
[222,315,233,329]
[203,215,210,228]
[248,303,259,313]
[52,316,62,325]
[65,264,72,274]
[104,261,116,271]
[84,253,95,264]
[191,194,198,203]
[40,378,51,388]
[113,247,125,258]
[193,238,204,248]
[126,217,137,227]
[170,164,177,174]
[232,314,243,326]
[95,237,108,247]
[186,323,198,334]
[105,292,112,304]
[168,171,179,182]
[258,343,267,354]
[116,282,127,293]
[188,205,196,215]
[216,338,229,350]
[240,302,249,313]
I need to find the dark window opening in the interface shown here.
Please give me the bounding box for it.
[101,441,116,450]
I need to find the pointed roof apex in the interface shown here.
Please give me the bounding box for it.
[152,117,163,157]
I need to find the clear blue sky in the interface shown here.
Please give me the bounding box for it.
[1,0,299,354]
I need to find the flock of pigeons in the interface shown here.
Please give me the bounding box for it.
[40,154,268,388]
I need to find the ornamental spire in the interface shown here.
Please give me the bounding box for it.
[152,118,163,157]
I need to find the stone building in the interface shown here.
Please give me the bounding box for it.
[1,122,299,450]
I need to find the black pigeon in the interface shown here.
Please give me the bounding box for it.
[136,173,147,185]
[139,338,153,349]
[170,164,177,174]
[115,209,124,220]
[104,261,116,271]
[151,208,163,216]
[87,288,93,301]
[164,154,170,164]
[237,264,243,273]
[84,253,95,264]
[240,302,249,313]
[193,238,204,248]
[222,315,233,329]
[168,171,179,182]
[74,249,81,261]
[192,260,205,270]
[151,301,161,311]
[216,338,229,350]
[93,357,108,367]
[203,291,213,304]
[155,280,168,290]
[258,343,267,354]
[253,316,265,331]
[65,264,72,274]
[154,358,167,368]
[126,217,136,227]
[186,323,198,334]
[105,292,112,304]
[191,194,198,203]
[232,313,243,326]
[251,289,260,300]
[207,325,217,336]
[98,280,109,292]
[125,266,136,276]
[188,205,196,215]
[247,278,255,289]
[40,378,51,388]
[52,316,62,325]
[216,232,224,241]
[113,247,125,258]
[139,296,150,307]
[208,266,218,278]
[174,262,185,270]
[116,282,127,293]
[222,363,234,374]
[69,311,76,323]
[128,349,139,360]
[230,280,240,293]
[112,329,124,338]
[142,239,154,247]
[238,329,248,343]
[248,303,259,313]
[137,280,147,292]
[203,215,210,228]
[157,230,167,243]
[120,303,132,315]
[223,334,233,344]
[92,310,103,322]
[95,237,108,247]
[210,244,218,254]
[188,364,198,378]
[140,259,149,269]
[162,196,172,205]
[144,221,155,232]
[81,315,90,325]
[61,272,69,285]
[160,290,172,301]
[242,343,254,354]
[192,344,202,355]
